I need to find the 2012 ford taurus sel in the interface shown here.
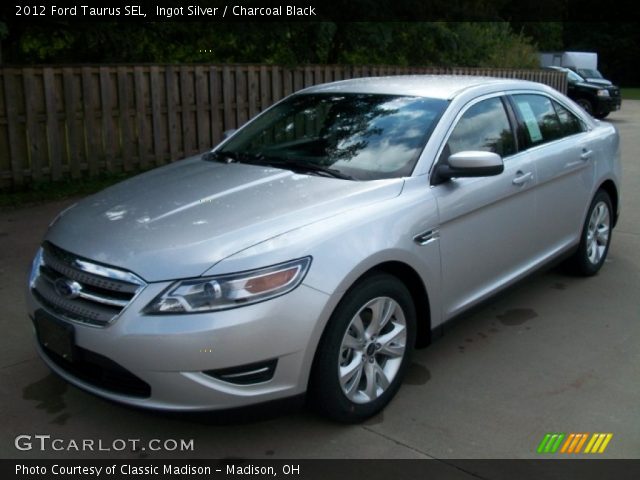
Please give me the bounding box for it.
[27,76,621,422]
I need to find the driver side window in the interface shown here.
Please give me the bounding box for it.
[440,97,515,164]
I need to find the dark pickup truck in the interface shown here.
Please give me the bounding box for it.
[547,66,621,119]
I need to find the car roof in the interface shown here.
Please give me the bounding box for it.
[300,75,545,100]
[546,66,569,72]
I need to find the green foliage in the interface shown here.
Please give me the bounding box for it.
[4,21,540,69]
[511,22,564,51]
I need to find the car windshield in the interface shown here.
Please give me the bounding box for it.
[215,93,448,180]
[577,68,603,79]
[566,69,585,83]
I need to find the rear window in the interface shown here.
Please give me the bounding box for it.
[513,94,584,146]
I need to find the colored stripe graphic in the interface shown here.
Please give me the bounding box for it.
[537,433,565,453]
[560,433,575,453]
[539,433,613,454]
[584,433,613,454]
[563,433,589,453]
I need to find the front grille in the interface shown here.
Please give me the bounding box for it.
[39,339,151,398]
[31,242,146,327]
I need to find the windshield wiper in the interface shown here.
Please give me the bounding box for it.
[262,158,355,180]
[202,151,265,164]
[203,151,354,180]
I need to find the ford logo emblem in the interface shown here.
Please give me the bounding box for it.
[54,278,82,299]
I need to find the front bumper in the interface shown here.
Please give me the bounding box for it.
[595,96,622,114]
[27,281,331,411]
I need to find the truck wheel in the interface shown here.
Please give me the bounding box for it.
[576,99,593,116]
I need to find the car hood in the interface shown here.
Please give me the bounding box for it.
[577,79,618,90]
[584,78,612,86]
[46,156,404,281]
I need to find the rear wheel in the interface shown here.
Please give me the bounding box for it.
[569,190,613,276]
[310,274,416,422]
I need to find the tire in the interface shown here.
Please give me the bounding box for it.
[309,273,416,422]
[594,112,610,119]
[576,99,594,116]
[568,190,613,276]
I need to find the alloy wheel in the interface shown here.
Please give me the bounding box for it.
[337,296,407,404]
[586,200,610,265]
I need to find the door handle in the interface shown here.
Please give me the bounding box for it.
[512,171,533,186]
[580,149,593,160]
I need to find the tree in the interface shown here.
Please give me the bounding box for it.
[0,21,545,70]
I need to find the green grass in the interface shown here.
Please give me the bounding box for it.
[0,169,148,210]
[621,88,640,100]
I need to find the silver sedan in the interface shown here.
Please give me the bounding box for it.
[26,76,621,422]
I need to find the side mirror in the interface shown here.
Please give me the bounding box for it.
[436,151,504,182]
[222,129,237,140]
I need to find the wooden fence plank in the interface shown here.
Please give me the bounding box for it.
[293,68,303,92]
[63,68,82,178]
[247,66,257,119]
[314,65,323,85]
[149,66,164,164]
[3,71,24,186]
[208,66,221,145]
[82,67,100,176]
[43,68,63,181]
[271,66,281,103]
[99,66,115,173]
[195,66,209,151]
[22,68,43,182]
[304,66,313,87]
[236,65,247,126]
[180,66,195,157]
[283,67,293,96]
[133,66,149,169]
[222,66,234,130]
[333,65,342,81]
[259,65,269,111]
[116,67,133,171]
[165,66,179,161]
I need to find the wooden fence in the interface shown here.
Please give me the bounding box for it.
[0,64,567,188]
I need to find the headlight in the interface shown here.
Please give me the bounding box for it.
[143,257,311,314]
[597,89,610,97]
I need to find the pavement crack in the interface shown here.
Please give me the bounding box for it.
[1,357,36,370]
[361,425,436,458]
[360,426,493,479]
[434,460,494,480]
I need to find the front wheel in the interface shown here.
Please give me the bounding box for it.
[576,98,594,116]
[309,274,416,422]
[568,190,613,276]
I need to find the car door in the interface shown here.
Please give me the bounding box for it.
[509,93,595,257]
[431,95,538,319]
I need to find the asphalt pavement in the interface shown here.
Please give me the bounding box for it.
[1,102,638,466]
